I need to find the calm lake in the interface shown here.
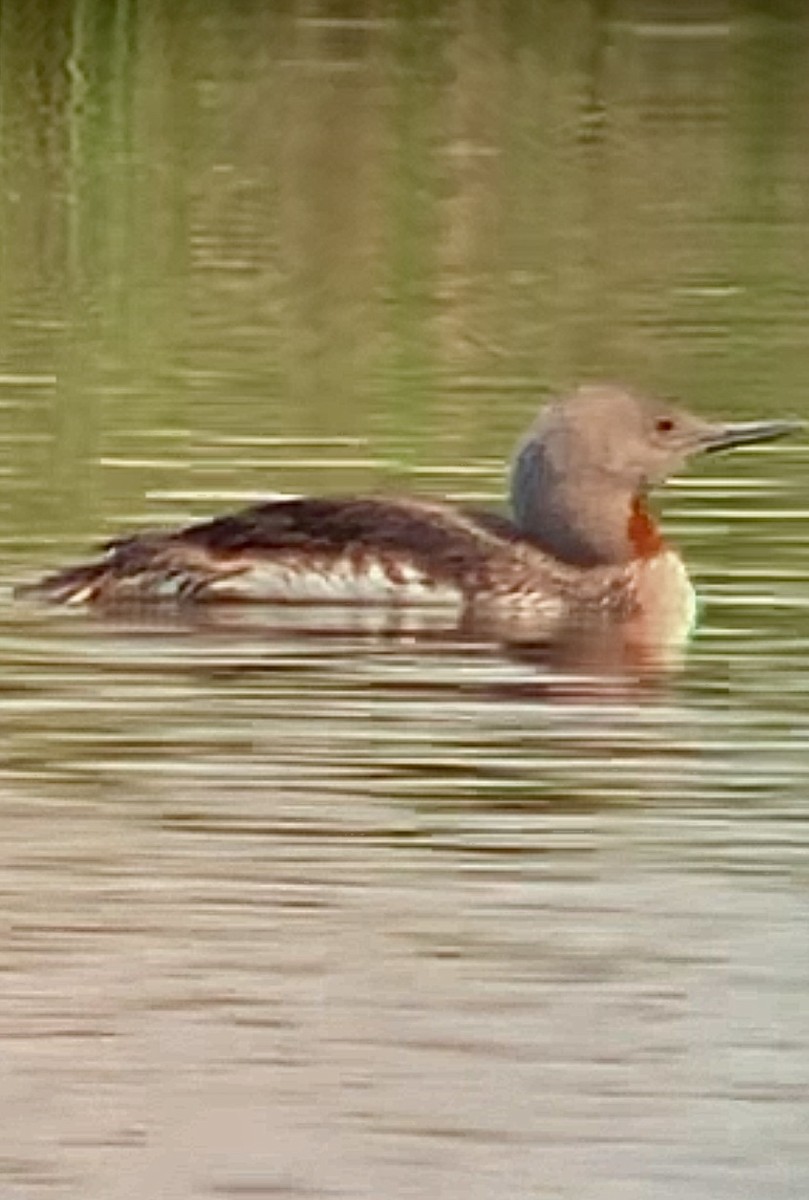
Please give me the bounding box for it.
[0,2,808,1198]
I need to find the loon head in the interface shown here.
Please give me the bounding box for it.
[510,382,801,567]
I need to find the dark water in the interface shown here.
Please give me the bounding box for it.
[0,3,808,1198]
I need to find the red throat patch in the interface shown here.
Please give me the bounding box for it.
[627,497,665,559]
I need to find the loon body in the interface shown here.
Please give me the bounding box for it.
[22,384,800,636]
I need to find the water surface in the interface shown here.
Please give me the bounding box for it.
[0,3,808,1198]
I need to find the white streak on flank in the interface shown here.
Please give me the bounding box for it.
[207,555,465,608]
[64,586,94,606]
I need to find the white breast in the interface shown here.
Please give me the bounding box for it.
[631,550,698,641]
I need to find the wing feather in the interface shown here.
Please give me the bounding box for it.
[21,497,536,605]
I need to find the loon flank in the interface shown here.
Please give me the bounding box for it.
[21,384,800,633]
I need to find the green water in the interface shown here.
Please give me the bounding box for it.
[0,4,807,1198]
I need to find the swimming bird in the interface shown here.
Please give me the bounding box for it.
[21,384,800,640]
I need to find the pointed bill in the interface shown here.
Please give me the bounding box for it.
[697,418,804,454]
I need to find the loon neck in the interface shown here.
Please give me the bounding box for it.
[627,496,665,559]
[509,443,666,567]
[517,492,664,567]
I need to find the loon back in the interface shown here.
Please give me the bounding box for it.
[21,496,569,611]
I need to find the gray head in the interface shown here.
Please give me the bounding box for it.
[511,383,801,567]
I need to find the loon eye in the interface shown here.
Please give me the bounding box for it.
[656,417,675,434]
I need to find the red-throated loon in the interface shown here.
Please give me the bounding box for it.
[20,384,801,637]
